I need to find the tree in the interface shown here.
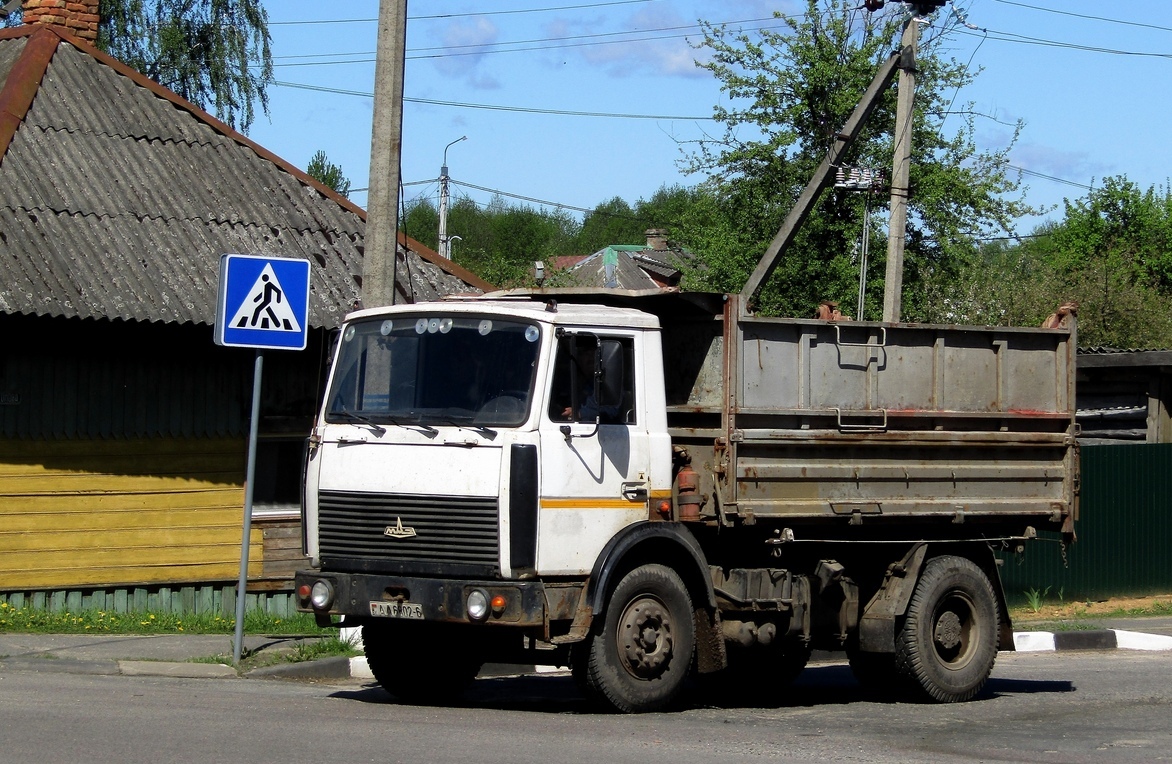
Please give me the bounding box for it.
[306,150,351,198]
[97,0,273,132]
[683,0,1033,319]
[924,176,1172,348]
[399,194,580,288]
[573,185,712,254]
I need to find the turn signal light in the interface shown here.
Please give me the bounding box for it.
[491,594,507,616]
[657,499,672,517]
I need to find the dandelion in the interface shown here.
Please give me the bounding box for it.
[149,614,156,620]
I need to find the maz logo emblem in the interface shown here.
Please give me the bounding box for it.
[383,517,417,539]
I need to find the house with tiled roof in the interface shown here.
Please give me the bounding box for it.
[0,6,492,615]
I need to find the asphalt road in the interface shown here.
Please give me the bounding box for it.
[0,651,1169,764]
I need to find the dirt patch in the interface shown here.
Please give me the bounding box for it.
[1012,594,1172,623]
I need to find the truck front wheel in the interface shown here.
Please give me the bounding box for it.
[362,621,482,704]
[894,555,1000,702]
[578,563,696,713]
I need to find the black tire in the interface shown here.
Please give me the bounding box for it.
[362,620,482,705]
[894,555,1000,702]
[579,564,696,713]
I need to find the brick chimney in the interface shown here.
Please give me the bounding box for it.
[645,228,669,251]
[22,0,99,42]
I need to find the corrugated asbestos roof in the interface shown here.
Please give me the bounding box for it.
[559,244,690,290]
[0,26,493,329]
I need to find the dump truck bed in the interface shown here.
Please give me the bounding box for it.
[659,293,1078,539]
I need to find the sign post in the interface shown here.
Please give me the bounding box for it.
[215,254,311,664]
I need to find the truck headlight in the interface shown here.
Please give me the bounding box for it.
[466,589,489,621]
[310,580,335,610]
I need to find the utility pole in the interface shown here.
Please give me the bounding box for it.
[362,0,408,307]
[882,14,918,323]
[437,135,466,260]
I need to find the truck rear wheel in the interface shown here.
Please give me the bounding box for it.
[362,621,482,704]
[579,563,695,713]
[894,555,1000,702]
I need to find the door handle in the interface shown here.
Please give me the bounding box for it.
[621,482,648,501]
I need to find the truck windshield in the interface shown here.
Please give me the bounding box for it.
[326,316,541,428]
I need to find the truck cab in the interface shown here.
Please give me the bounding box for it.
[297,297,685,705]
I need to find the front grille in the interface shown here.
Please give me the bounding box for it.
[318,490,499,568]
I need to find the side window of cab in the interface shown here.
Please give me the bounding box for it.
[548,333,635,424]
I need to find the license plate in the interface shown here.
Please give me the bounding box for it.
[369,600,423,619]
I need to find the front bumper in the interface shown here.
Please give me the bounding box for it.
[294,570,553,627]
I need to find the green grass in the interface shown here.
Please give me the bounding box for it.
[1099,600,1172,618]
[0,601,330,636]
[189,635,361,672]
[1018,620,1101,632]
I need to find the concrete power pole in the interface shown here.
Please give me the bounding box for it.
[362,0,408,307]
[437,135,466,260]
[882,14,919,323]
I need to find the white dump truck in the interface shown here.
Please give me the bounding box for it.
[295,45,1076,712]
[295,287,1077,712]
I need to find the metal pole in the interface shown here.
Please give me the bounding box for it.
[362,0,408,307]
[233,349,264,665]
[858,196,871,321]
[882,16,918,323]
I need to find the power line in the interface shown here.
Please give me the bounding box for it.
[271,18,791,67]
[272,80,713,120]
[1008,164,1095,191]
[955,25,1172,60]
[991,0,1172,35]
[269,0,655,26]
[452,180,597,214]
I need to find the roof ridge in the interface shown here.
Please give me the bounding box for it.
[0,27,60,163]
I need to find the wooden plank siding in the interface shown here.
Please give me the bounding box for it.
[260,521,308,581]
[0,436,267,590]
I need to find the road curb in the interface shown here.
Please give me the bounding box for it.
[246,655,352,680]
[1013,629,1172,653]
[118,660,238,678]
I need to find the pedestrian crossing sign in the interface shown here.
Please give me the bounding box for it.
[215,254,311,350]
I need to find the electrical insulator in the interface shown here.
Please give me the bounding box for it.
[863,0,884,11]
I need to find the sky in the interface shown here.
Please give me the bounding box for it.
[247,1,1172,244]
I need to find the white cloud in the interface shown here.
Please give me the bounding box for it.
[431,18,503,90]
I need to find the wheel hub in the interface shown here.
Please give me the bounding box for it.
[619,598,673,678]
[934,610,963,650]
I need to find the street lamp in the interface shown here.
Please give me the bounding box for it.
[438,135,467,260]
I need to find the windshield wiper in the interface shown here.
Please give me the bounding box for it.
[333,408,387,437]
[384,415,438,436]
[436,414,497,439]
